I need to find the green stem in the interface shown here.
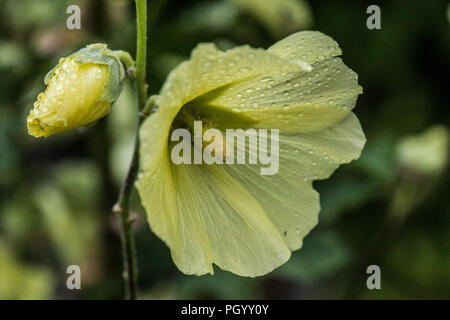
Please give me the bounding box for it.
[135,0,148,107]
[113,50,135,70]
[113,0,148,300]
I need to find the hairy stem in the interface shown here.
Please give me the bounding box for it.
[113,0,148,300]
[135,0,148,106]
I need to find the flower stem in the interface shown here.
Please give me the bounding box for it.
[135,0,148,107]
[113,0,148,300]
[112,50,135,70]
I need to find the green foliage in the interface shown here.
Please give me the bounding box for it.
[274,230,351,283]
[0,241,54,299]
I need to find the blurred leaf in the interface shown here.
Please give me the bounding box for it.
[107,82,136,185]
[152,52,186,81]
[177,269,257,299]
[354,135,397,183]
[1,189,40,244]
[53,161,101,210]
[319,176,378,224]
[396,125,449,176]
[140,282,177,300]
[108,81,136,138]
[0,41,30,74]
[0,108,21,187]
[274,230,350,283]
[31,161,103,285]
[31,27,85,57]
[230,0,313,37]
[0,240,54,299]
[3,0,78,30]
[363,229,450,299]
[174,1,240,35]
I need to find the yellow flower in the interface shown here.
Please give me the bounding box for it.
[27,44,125,137]
[137,31,366,277]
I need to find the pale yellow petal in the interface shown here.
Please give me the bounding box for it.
[268,30,342,64]
[138,113,365,275]
[27,60,110,137]
[156,31,361,135]
[222,113,366,250]
[204,57,362,133]
[157,43,305,113]
[137,155,291,277]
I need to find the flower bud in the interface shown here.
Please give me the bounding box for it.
[27,43,125,137]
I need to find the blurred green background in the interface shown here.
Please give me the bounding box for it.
[0,0,449,299]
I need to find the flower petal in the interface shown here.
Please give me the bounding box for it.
[137,150,291,277]
[267,31,342,64]
[27,60,110,137]
[158,31,361,134]
[222,113,366,250]
[138,111,365,276]
[205,57,362,133]
[156,42,305,113]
